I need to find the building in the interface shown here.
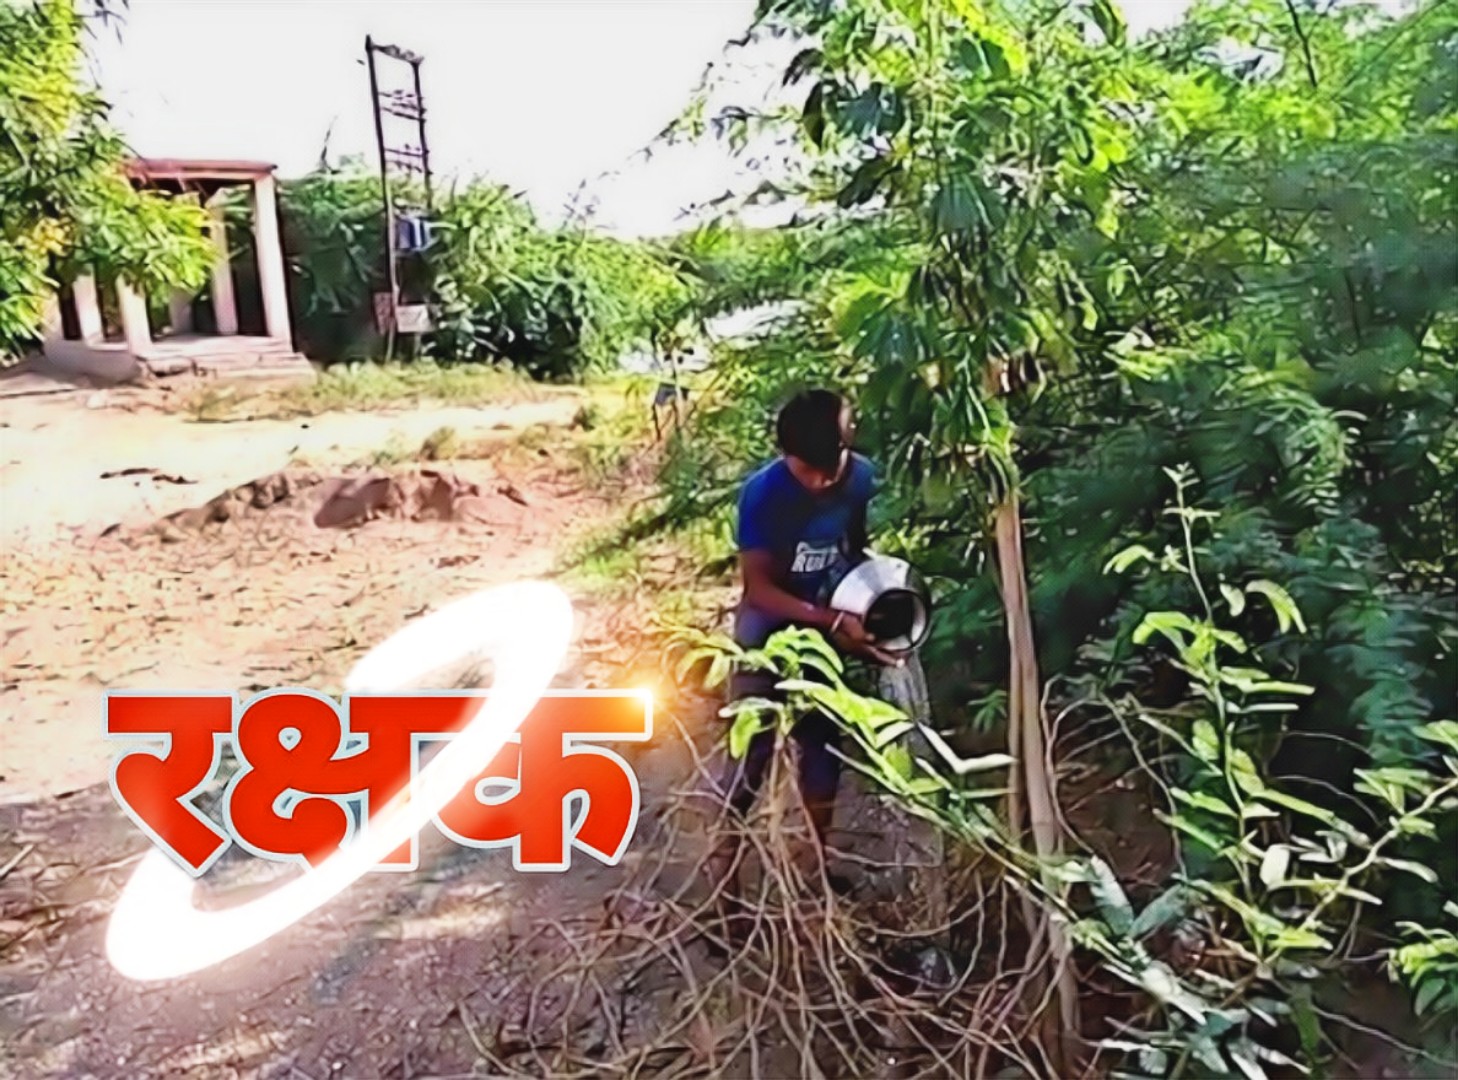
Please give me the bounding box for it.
[40,159,313,384]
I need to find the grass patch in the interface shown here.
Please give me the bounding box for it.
[558,519,652,599]
[562,544,646,599]
[358,434,416,468]
[553,373,737,603]
[567,375,660,486]
[184,361,550,422]
[556,499,736,634]
[286,424,506,470]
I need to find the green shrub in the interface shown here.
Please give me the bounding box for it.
[272,170,695,379]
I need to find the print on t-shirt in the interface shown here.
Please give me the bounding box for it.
[790,540,839,575]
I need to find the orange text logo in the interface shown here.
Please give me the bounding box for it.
[106,690,651,877]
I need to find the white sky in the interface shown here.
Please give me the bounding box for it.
[88,1,1198,236]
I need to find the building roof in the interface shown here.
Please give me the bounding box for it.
[125,158,276,184]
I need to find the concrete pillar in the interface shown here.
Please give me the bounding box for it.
[116,278,152,356]
[209,200,238,335]
[250,174,292,342]
[73,274,104,344]
[40,293,66,356]
[168,290,194,334]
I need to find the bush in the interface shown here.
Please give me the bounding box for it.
[273,170,695,380]
[1,0,211,357]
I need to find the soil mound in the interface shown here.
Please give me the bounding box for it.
[160,467,529,532]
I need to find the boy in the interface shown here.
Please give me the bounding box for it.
[709,389,896,903]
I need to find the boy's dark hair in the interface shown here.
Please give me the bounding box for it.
[776,388,846,472]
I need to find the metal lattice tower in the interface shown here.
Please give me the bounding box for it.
[365,36,433,353]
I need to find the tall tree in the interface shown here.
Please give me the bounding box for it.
[752,0,1147,1062]
[0,0,210,358]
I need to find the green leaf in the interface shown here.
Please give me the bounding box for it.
[1138,960,1209,1022]
[1211,629,1250,654]
[673,646,717,683]
[1172,787,1239,818]
[1416,720,1458,754]
[1270,925,1332,951]
[728,710,765,760]
[1107,262,1129,299]
[1089,856,1134,936]
[1254,788,1340,827]
[1415,978,1444,1016]
[1354,767,1431,811]
[776,677,831,697]
[1159,810,1228,855]
[1104,544,1155,574]
[883,743,914,780]
[1220,583,1247,616]
[796,650,847,686]
[1259,845,1291,889]
[838,83,898,137]
[1192,719,1220,763]
[930,176,978,235]
[837,157,894,208]
[705,653,731,691]
[802,81,827,146]
[1133,610,1198,648]
[953,38,988,78]
[1292,987,1322,1063]
[783,47,822,86]
[1230,750,1266,794]
[902,774,950,796]
[1132,883,1191,938]
[1090,0,1127,46]
[919,725,1014,775]
[720,696,778,718]
[1382,858,1438,884]
[1228,1039,1269,1080]
[984,39,1012,80]
[873,720,915,748]
[1250,680,1315,697]
[1246,580,1307,634]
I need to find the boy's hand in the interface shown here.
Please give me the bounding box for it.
[831,612,903,667]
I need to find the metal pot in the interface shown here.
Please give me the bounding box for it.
[827,554,932,656]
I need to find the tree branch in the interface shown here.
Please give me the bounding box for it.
[1283,0,1321,89]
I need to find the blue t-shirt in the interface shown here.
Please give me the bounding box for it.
[733,453,877,647]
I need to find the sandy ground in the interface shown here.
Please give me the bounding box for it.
[0,384,580,548]
[0,380,708,1078]
[0,380,589,802]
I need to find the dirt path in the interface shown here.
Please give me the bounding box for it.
[0,383,581,547]
[1,383,585,801]
[0,386,704,1078]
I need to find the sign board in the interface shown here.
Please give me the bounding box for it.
[372,295,433,335]
[395,304,433,334]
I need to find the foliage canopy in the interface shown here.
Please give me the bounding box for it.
[0,0,211,357]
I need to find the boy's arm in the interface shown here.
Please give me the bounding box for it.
[741,548,897,664]
[740,550,838,630]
